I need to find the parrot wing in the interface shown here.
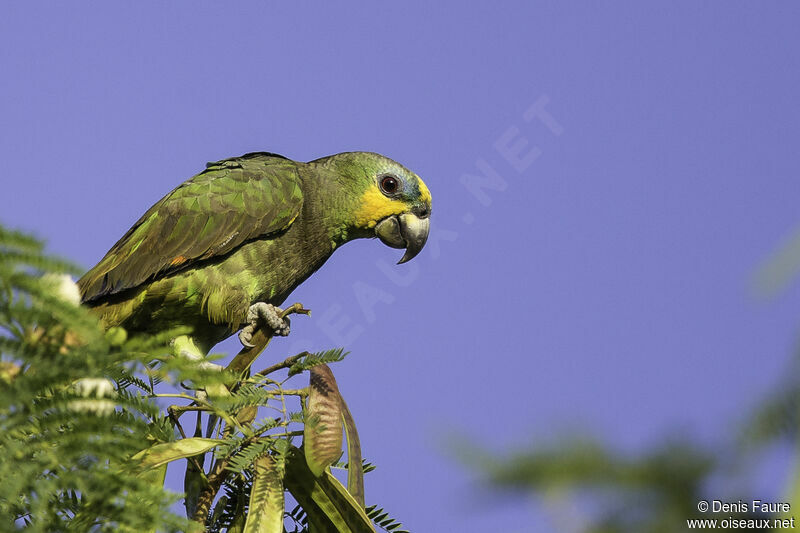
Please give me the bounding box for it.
[78,153,303,303]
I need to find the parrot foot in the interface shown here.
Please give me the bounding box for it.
[238,303,291,348]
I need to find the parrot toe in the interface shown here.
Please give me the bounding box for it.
[238,303,291,348]
[238,326,257,348]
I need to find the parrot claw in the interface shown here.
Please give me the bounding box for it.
[238,333,256,348]
[238,303,291,348]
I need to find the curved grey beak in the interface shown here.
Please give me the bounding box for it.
[375,213,431,264]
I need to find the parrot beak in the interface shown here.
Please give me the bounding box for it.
[375,212,430,264]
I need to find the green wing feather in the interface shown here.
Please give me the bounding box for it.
[78,153,303,303]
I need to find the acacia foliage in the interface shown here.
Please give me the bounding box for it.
[0,225,409,533]
[0,226,190,532]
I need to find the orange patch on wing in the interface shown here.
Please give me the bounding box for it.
[170,255,188,266]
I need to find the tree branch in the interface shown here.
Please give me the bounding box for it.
[226,303,310,376]
[255,351,310,378]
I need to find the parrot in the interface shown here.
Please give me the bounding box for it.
[77,151,432,358]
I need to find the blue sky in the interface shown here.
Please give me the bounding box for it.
[2,2,800,531]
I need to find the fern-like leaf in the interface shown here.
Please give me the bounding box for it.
[288,348,348,375]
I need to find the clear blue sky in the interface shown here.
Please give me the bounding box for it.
[2,2,800,531]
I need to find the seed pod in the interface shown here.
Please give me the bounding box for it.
[304,364,343,477]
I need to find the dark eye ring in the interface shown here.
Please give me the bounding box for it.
[379,175,400,195]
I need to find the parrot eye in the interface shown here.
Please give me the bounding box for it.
[379,175,400,195]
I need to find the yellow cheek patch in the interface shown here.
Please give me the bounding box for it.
[417,176,432,205]
[353,188,408,229]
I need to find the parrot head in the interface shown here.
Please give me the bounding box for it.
[316,152,432,264]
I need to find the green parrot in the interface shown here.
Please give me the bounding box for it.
[77,151,432,356]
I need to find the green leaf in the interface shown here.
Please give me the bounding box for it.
[341,396,365,508]
[236,404,259,425]
[304,364,344,477]
[285,447,375,533]
[228,505,247,533]
[226,440,274,475]
[183,451,206,518]
[218,478,248,533]
[132,437,219,471]
[289,348,348,376]
[141,464,169,533]
[243,454,286,533]
[365,506,408,533]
